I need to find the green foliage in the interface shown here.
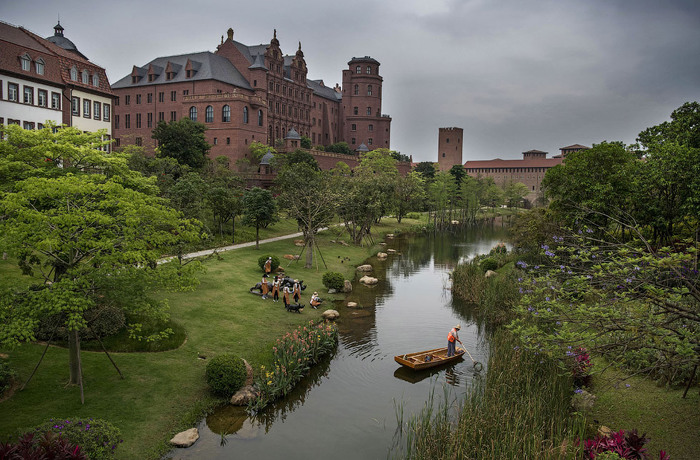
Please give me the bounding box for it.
[257,255,280,272]
[242,187,278,248]
[479,257,498,272]
[0,360,15,396]
[300,136,312,149]
[248,141,276,162]
[405,212,422,220]
[449,164,466,185]
[390,151,411,162]
[321,271,345,291]
[279,149,318,170]
[31,417,122,459]
[324,142,352,155]
[152,118,210,169]
[205,354,247,397]
[85,306,126,338]
[413,161,437,180]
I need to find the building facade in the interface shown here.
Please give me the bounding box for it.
[437,127,463,171]
[463,145,589,205]
[0,21,113,142]
[112,28,392,166]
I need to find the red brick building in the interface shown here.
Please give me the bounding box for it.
[437,127,463,171]
[111,28,392,166]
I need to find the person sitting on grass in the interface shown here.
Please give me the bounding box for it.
[310,292,322,309]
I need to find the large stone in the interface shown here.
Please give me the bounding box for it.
[357,264,373,272]
[347,301,358,308]
[243,359,253,386]
[376,252,388,260]
[386,234,395,238]
[283,254,299,260]
[328,288,337,294]
[386,249,397,254]
[343,280,353,293]
[170,428,199,448]
[485,270,498,278]
[230,385,258,406]
[294,239,305,247]
[359,275,379,285]
[322,309,340,320]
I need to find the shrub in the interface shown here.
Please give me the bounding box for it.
[582,429,669,460]
[322,271,345,291]
[405,212,422,220]
[85,305,126,338]
[0,431,88,459]
[0,360,15,396]
[31,417,122,459]
[257,255,280,272]
[479,257,498,272]
[206,354,247,397]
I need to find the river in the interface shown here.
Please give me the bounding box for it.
[169,224,509,460]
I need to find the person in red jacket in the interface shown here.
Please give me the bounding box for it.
[447,324,462,357]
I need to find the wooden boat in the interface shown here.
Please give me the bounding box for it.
[394,346,465,371]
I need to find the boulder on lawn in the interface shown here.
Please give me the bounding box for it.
[170,428,199,448]
[359,275,379,285]
[386,234,395,238]
[347,301,358,308]
[357,264,373,272]
[294,239,305,247]
[377,252,388,260]
[322,309,340,320]
[485,270,498,278]
[386,249,397,254]
[343,280,353,293]
[230,385,258,406]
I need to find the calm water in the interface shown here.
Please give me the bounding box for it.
[169,224,509,460]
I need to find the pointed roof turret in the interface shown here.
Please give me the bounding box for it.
[357,143,369,153]
[285,127,301,140]
[260,149,274,165]
[53,21,64,37]
[46,21,87,59]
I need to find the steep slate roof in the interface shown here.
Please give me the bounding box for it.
[307,79,341,101]
[111,51,252,90]
[232,41,268,64]
[463,157,563,169]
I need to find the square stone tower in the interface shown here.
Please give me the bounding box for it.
[437,127,463,171]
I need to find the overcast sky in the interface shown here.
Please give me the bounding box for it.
[3,0,699,162]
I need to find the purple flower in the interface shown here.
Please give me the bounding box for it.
[574,388,583,394]
[545,250,555,257]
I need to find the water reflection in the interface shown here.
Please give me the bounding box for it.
[172,226,509,460]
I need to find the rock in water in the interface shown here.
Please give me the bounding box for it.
[343,280,353,293]
[322,309,340,320]
[356,264,373,272]
[230,385,258,406]
[359,275,379,285]
[170,428,199,447]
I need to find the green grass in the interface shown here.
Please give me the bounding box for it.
[0,215,425,459]
[589,366,700,460]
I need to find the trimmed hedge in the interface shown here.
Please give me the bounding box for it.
[205,354,247,397]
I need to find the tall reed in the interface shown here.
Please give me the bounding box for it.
[397,330,586,459]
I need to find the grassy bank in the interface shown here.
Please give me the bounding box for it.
[0,215,425,459]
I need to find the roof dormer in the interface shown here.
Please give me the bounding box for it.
[147,63,163,82]
[164,61,181,81]
[131,65,146,84]
[184,59,201,78]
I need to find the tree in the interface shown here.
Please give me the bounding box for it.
[414,161,437,180]
[325,142,352,155]
[276,163,337,267]
[167,172,209,221]
[0,174,203,390]
[509,216,700,387]
[394,171,426,223]
[300,136,312,149]
[152,118,210,169]
[276,149,319,170]
[427,171,458,228]
[241,187,278,249]
[248,141,276,163]
[449,164,466,186]
[504,181,530,208]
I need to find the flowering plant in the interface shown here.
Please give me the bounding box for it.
[582,429,668,460]
[31,417,122,459]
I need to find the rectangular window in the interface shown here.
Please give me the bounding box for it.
[147,112,153,128]
[135,137,142,146]
[213,137,217,145]
[368,124,373,131]
[115,114,119,129]
[366,107,371,116]
[94,101,101,120]
[351,138,356,145]
[183,90,189,95]
[125,95,130,105]
[368,138,373,145]
[351,124,356,131]
[37,89,47,107]
[136,113,141,128]
[51,92,61,109]
[8,83,18,102]
[158,92,164,102]
[158,112,164,122]
[147,93,153,103]
[83,99,91,118]
[170,111,176,121]
[72,97,80,115]
[353,106,358,115]
[114,97,119,106]
[23,121,34,130]
[21,58,30,71]
[170,91,176,101]
[36,60,44,75]
[226,137,230,145]
[23,86,33,104]
[103,104,110,121]
[125,114,130,128]
[136,94,142,104]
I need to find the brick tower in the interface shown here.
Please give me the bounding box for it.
[437,127,463,171]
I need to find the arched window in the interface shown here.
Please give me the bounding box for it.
[222,105,231,122]
[258,109,263,126]
[205,105,213,123]
[82,70,89,84]
[92,74,99,86]
[189,106,197,121]
[243,106,249,124]
[70,66,78,81]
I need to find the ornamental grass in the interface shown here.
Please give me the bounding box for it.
[249,320,338,412]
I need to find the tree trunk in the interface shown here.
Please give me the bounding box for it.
[305,233,314,269]
[68,329,81,385]
[232,216,235,244]
[255,224,260,249]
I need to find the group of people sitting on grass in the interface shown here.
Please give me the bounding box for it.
[261,257,322,309]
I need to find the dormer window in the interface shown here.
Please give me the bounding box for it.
[186,70,193,78]
[92,74,99,86]
[148,74,156,82]
[132,76,139,84]
[70,66,78,81]
[35,58,45,75]
[20,54,31,71]
[82,70,89,84]
[166,71,175,80]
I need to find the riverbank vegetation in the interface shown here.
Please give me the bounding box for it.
[410,103,699,459]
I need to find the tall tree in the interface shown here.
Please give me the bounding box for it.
[152,118,210,169]
[394,171,426,223]
[414,161,437,180]
[241,187,278,249]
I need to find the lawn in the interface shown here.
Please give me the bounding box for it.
[0,216,424,459]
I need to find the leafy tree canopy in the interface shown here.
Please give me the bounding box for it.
[414,161,437,180]
[152,118,210,169]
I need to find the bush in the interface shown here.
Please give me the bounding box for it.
[257,255,280,273]
[480,257,498,272]
[405,212,422,220]
[31,417,122,459]
[0,361,15,396]
[322,271,345,291]
[85,305,126,338]
[206,354,247,397]
[0,431,88,459]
